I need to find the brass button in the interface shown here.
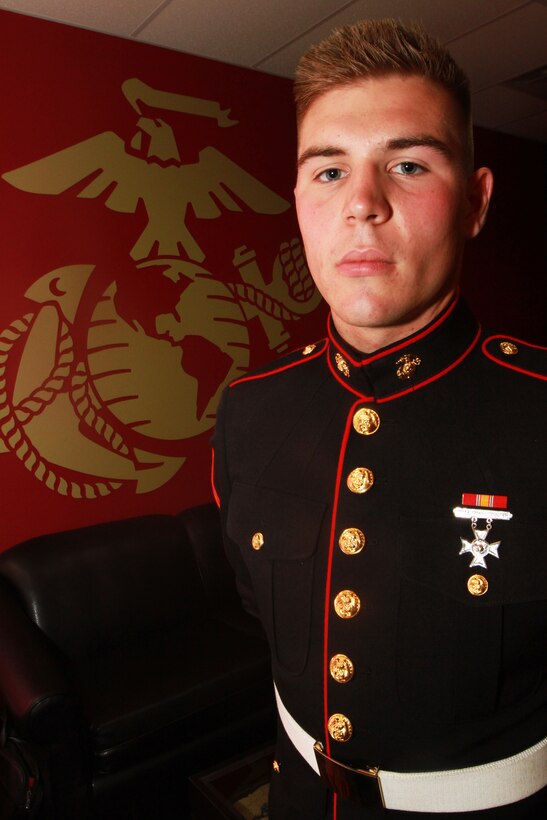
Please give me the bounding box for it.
[347,467,374,494]
[335,353,350,377]
[334,590,361,619]
[272,759,281,774]
[251,532,264,551]
[330,653,355,683]
[338,527,366,555]
[468,574,489,596]
[352,408,380,436]
[303,344,316,356]
[396,353,421,379]
[500,341,518,355]
[327,713,353,742]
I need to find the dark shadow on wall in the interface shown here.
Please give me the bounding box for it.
[462,127,546,345]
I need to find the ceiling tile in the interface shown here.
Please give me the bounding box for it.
[496,108,547,140]
[0,0,164,35]
[447,3,547,90]
[255,0,527,76]
[135,0,352,67]
[472,85,546,130]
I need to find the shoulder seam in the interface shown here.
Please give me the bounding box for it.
[229,339,327,388]
[481,334,547,381]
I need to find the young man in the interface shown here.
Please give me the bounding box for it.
[212,19,546,819]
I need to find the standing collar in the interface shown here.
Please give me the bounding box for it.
[327,296,481,402]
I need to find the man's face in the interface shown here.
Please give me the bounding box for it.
[294,75,493,351]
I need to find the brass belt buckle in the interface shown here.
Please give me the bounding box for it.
[313,741,385,810]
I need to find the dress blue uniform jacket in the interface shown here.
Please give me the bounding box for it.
[212,296,547,819]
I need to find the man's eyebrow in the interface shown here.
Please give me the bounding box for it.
[386,136,453,158]
[297,136,455,169]
[297,145,347,168]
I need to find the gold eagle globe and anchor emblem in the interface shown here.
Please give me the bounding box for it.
[0,78,322,499]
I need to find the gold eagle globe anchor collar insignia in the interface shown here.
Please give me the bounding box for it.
[325,297,482,401]
[453,493,512,569]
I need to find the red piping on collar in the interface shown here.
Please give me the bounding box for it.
[327,295,459,366]
[377,323,482,403]
[326,307,481,402]
[327,353,375,399]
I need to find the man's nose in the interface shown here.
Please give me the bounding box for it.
[343,166,391,224]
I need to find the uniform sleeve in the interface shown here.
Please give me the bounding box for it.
[211,387,259,618]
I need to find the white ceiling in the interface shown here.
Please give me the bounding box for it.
[1,0,546,142]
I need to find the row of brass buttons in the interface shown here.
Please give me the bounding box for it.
[327,398,492,744]
[328,407,378,743]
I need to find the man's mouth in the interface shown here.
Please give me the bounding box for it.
[336,248,393,275]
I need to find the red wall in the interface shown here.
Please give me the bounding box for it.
[0,10,326,550]
[0,11,544,551]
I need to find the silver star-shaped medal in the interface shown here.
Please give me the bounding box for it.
[459,528,501,568]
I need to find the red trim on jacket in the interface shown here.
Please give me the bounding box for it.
[210,449,221,509]
[482,335,547,381]
[327,295,458,366]
[322,402,361,758]
[377,324,482,402]
[326,353,374,399]
[228,341,327,388]
[326,321,481,402]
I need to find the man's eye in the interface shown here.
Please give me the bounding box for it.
[393,161,425,176]
[318,167,344,182]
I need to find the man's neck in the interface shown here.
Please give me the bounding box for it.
[331,292,457,355]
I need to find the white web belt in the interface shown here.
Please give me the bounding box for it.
[274,684,547,813]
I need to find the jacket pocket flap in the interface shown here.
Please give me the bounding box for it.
[227,482,327,561]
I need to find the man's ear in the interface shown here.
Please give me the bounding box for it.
[465,166,494,239]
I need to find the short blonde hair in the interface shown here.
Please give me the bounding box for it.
[295,18,473,166]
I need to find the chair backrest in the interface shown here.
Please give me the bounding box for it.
[0,514,204,660]
[177,503,241,612]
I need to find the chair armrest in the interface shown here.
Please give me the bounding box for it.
[0,580,79,742]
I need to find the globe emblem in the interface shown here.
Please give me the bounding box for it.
[0,259,250,498]
[86,258,249,444]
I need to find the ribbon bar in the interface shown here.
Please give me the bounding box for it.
[461,493,507,509]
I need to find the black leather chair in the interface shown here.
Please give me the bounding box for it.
[0,504,274,819]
